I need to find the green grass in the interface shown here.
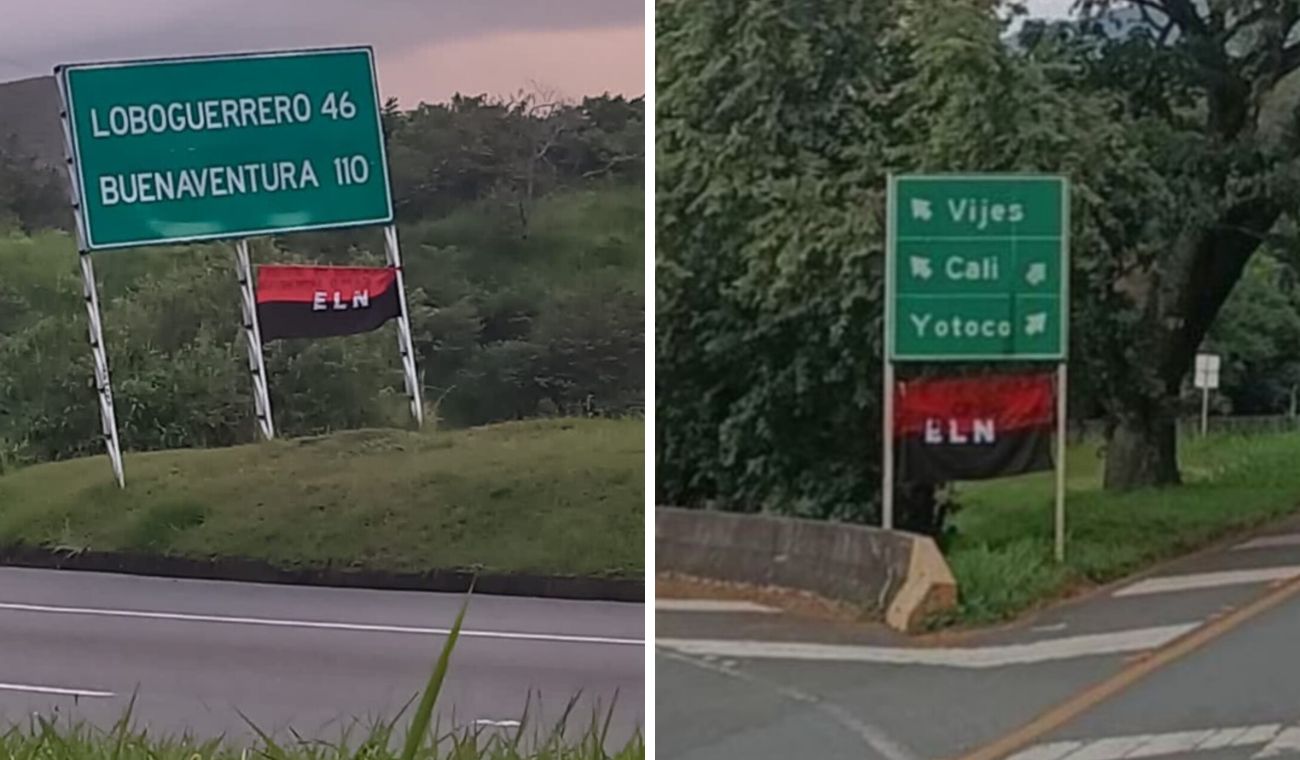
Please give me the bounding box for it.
[0,418,643,579]
[0,718,644,760]
[939,431,1300,626]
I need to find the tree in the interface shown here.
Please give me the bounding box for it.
[1205,251,1300,414]
[656,0,1180,526]
[657,0,910,521]
[1046,1,1300,488]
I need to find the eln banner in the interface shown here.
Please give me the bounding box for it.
[256,264,400,341]
[895,373,1055,483]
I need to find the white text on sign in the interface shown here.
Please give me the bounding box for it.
[88,92,356,138]
[910,197,1027,230]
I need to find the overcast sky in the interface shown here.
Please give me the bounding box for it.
[1026,0,1076,17]
[0,0,644,106]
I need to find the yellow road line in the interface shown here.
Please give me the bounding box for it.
[950,575,1300,760]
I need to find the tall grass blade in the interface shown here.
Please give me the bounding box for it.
[401,586,473,760]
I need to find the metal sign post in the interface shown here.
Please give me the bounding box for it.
[383,224,424,427]
[57,64,125,488]
[1055,362,1068,562]
[1201,386,1210,437]
[81,253,126,488]
[235,240,275,440]
[882,180,898,531]
[882,361,896,530]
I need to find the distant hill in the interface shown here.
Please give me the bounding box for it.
[0,76,64,168]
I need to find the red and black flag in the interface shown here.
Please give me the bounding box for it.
[895,373,1056,483]
[256,265,401,342]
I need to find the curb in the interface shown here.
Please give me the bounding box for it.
[886,535,958,632]
[0,545,644,603]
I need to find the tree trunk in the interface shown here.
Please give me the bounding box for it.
[1100,197,1278,492]
[1103,412,1180,491]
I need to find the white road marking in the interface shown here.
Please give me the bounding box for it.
[655,599,778,614]
[657,623,1197,668]
[0,601,642,647]
[1235,534,1300,551]
[1125,730,1217,757]
[473,719,522,728]
[0,682,115,698]
[1007,724,1290,760]
[1240,726,1287,745]
[1114,567,1300,597]
[1199,726,1259,750]
[1256,727,1300,758]
[1067,735,1154,759]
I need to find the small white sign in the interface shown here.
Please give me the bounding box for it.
[1195,353,1221,389]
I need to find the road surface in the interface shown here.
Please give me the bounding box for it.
[0,567,644,744]
[657,517,1300,760]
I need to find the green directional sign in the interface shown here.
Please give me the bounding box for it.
[57,47,393,251]
[887,174,1069,361]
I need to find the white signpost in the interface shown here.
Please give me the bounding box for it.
[384,224,425,428]
[1195,353,1221,437]
[235,240,275,442]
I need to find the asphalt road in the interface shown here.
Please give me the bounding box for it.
[0,567,645,744]
[657,517,1300,760]
[999,584,1300,760]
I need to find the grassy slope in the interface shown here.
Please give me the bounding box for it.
[942,431,1300,624]
[0,418,643,578]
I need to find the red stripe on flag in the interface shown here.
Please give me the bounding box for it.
[256,264,397,305]
[894,373,1055,437]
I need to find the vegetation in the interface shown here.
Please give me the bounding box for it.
[0,418,643,578]
[656,0,1300,531]
[0,711,643,760]
[940,430,1300,625]
[0,93,643,468]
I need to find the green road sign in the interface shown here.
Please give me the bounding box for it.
[887,174,1068,361]
[57,47,393,251]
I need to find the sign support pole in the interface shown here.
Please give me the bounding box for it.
[383,224,424,428]
[1200,385,1210,437]
[235,240,275,441]
[57,66,124,488]
[882,174,896,531]
[882,361,896,531]
[1055,362,1068,563]
[81,254,125,489]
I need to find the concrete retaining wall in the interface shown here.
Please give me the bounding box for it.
[656,506,955,631]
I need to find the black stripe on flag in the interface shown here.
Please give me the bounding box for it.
[258,280,400,341]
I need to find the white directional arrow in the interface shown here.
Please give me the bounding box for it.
[910,198,932,221]
[1026,262,1047,286]
[910,256,933,280]
[1025,312,1048,336]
